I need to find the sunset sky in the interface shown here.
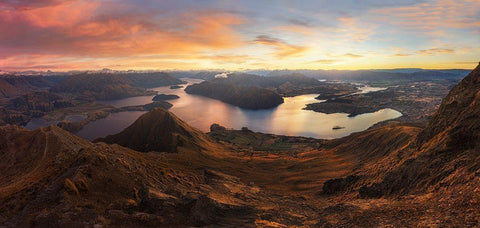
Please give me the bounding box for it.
[0,0,479,71]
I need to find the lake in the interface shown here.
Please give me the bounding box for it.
[75,78,401,140]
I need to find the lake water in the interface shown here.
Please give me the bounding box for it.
[75,78,402,140]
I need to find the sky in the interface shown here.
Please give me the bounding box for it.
[0,0,479,71]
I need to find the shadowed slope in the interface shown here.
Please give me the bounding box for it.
[346,63,480,199]
[96,108,215,153]
[417,62,480,149]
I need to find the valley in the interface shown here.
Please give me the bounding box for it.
[0,66,477,227]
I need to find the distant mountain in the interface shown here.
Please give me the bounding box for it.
[124,72,186,88]
[211,73,321,88]
[51,73,149,100]
[185,81,284,109]
[96,108,214,153]
[265,69,470,82]
[1,91,74,125]
[0,75,53,99]
[50,72,184,100]
[168,71,222,80]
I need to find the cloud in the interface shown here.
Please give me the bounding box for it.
[214,72,229,78]
[454,61,479,65]
[372,0,480,35]
[336,17,376,42]
[288,18,311,27]
[343,53,363,58]
[0,1,247,58]
[0,0,478,71]
[416,48,455,55]
[0,0,73,9]
[253,35,308,58]
[391,53,411,57]
[311,59,340,64]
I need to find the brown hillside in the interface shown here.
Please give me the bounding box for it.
[345,63,480,200]
[0,125,259,227]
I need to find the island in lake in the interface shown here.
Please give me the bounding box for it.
[185,81,284,109]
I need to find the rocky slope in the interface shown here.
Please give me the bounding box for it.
[354,63,480,197]
[0,125,258,227]
[185,81,284,109]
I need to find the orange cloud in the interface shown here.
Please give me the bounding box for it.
[343,53,363,58]
[0,1,247,59]
[372,0,480,34]
[253,35,308,58]
[311,59,340,64]
[416,48,455,55]
[391,53,411,57]
[336,17,376,42]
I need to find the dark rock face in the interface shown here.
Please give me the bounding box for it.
[185,81,284,109]
[152,94,179,101]
[96,108,213,153]
[210,123,226,132]
[416,63,480,148]
[322,175,359,195]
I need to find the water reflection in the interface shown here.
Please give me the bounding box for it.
[76,111,147,140]
[87,78,402,140]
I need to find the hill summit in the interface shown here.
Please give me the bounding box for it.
[96,108,214,153]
